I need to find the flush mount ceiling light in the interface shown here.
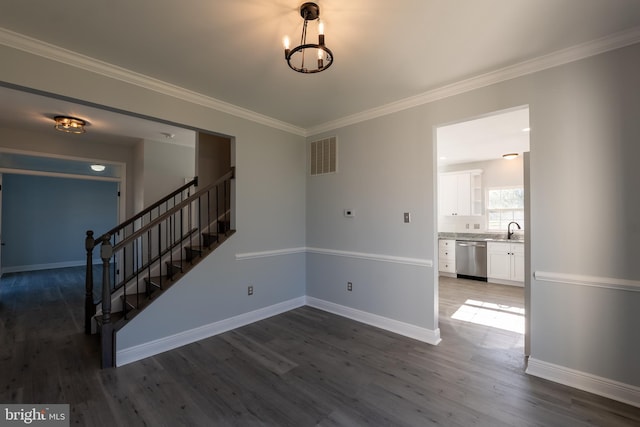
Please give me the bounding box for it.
[502,153,519,160]
[283,2,334,74]
[54,116,86,134]
[90,164,106,172]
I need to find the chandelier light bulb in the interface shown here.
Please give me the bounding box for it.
[283,36,290,50]
[318,20,324,35]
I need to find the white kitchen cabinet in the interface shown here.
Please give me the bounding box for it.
[438,239,456,275]
[438,170,482,216]
[487,241,524,285]
[470,171,483,216]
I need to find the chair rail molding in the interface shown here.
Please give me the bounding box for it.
[306,247,433,267]
[534,271,640,292]
[236,247,433,267]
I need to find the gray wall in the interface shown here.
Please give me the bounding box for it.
[142,139,195,207]
[118,124,306,348]
[1,39,638,391]
[307,43,640,387]
[439,157,524,187]
[306,111,437,330]
[1,174,117,271]
[0,43,308,351]
[0,126,136,218]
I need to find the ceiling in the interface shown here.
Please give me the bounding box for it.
[0,85,196,147]
[1,0,640,139]
[437,108,530,166]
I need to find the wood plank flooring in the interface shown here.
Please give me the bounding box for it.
[1,267,639,426]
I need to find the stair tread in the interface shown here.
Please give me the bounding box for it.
[121,292,161,315]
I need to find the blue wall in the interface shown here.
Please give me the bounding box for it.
[1,174,118,272]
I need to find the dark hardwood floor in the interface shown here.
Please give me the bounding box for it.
[1,267,639,426]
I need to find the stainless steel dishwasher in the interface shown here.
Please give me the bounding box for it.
[455,240,487,281]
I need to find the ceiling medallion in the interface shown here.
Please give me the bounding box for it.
[283,2,334,74]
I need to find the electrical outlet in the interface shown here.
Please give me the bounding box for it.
[347,282,353,291]
[474,223,480,229]
[248,285,253,296]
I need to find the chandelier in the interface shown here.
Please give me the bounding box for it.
[283,2,334,74]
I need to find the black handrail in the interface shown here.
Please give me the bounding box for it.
[84,169,234,368]
[96,177,198,243]
[112,170,232,252]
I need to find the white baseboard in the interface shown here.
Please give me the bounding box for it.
[116,295,441,367]
[306,296,442,346]
[526,357,640,408]
[115,296,306,367]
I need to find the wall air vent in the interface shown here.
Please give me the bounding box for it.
[310,136,337,176]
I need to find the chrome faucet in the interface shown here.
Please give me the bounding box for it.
[507,221,521,240]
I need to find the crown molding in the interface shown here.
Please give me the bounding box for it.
[2,26,640,138]
[306,26,640,136]
[0,27,307,136]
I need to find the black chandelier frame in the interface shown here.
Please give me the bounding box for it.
[284,2,334,74]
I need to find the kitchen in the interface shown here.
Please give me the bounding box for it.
[436,107,530,344]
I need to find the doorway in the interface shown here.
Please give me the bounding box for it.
[435,106,531,354]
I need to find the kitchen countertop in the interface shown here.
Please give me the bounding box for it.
[438,232,524,243]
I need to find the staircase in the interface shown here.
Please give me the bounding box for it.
[84,169,235,368]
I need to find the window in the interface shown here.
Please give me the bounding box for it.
[487,187,524,230]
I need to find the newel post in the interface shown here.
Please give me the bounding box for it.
[84,230,96,334]
[100,234,114,368]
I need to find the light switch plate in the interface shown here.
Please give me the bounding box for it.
[404,212,411,223]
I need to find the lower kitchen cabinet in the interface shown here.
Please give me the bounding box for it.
[438,239,456,276]
[487,241,524,285]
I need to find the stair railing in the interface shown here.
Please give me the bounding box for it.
[85,168,234,368]
[84,176,198,334]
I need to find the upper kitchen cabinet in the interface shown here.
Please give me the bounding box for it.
[438,170,482,216]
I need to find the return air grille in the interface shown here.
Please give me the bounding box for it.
[310,136,337,176]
